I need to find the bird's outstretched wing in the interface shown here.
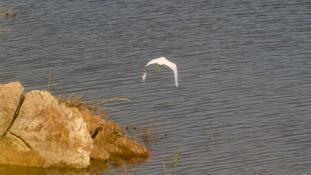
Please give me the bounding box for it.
[142,58,161,81]
[162,59,178,87]
[142,57,179,87]
[145,58,161,67]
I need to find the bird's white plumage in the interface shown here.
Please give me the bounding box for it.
[142,57,178,87]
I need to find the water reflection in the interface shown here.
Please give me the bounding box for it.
[0,160,107,175]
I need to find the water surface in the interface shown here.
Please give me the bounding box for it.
[1,0,311,174]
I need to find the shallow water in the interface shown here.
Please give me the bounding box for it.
[1,0,311,174]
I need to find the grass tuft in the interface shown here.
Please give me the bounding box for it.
[58,95,108,117]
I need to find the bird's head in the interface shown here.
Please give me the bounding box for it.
[157,64,163,72]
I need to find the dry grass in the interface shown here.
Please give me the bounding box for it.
[57,95,130,120]
[47,71,128,118]
[164,152,181,175]
[58,95,130,118]
[47,71,53,92]
[58,95,108,117]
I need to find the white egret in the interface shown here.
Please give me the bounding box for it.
[142,57,178,87]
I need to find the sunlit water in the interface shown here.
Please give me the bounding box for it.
[1,0,311,174]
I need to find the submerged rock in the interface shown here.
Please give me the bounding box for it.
[0,82,148,169]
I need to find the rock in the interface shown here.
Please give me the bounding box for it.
[0,84,93,168]
[0,82,149,169]
[0,137,46,167]
[0,82,24,134]
[11,90,93,168]
[78,110,149,162]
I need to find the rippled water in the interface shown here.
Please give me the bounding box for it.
[1,0,311,174]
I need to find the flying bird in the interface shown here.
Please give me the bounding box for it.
[142,57,178,87]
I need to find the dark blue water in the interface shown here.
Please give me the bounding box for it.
[1,0,311,174]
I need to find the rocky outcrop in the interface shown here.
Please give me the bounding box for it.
[81,110,149,163]
[0,82,24,135]
[0,82,148,169]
